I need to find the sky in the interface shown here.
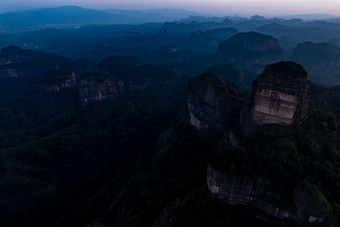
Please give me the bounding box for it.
[0,0,340,17]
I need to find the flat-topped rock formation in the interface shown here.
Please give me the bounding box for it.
[218,32,284,73]
[187,73,245,131]
[291,41,340,85]
[241,61,309,135]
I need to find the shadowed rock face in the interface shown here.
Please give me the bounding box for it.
[0,46,93,79]
[241,61,309,135]
[207,165,330,223]
[80,55,182,105]
[291,42,340,85]
[294,182,331,223]
[218,32,284,73]
[0,46,44,65]
[207,165,294,219]
[79,73,124,105]
[39,69,76,92]
[187,73,245,131]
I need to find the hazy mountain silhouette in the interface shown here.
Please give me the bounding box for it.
[0,6,197,32]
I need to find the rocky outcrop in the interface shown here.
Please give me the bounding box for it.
[0,46,90,78]
[79,73,124,105]
[207,165,294,219]
[39,69,76,92]
[207,165,330,223]
[294,182,332,223]
[80,55,182,105]
[187,73,245,131]
[291,42,340,85]
[241,61,309,135]
[218,32,284,73]
[0,62,54,78]
[0,46,44,65]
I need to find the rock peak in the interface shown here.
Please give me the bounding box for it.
[241,61,309,135]
[259,61,308,82]
[187,73,245,131]
[218,32,284,74]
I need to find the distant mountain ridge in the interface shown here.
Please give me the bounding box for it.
[0,6,198,32]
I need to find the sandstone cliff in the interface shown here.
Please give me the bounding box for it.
[241,61,309,135]
[79,73,124,105]
[80,55,182,105]
[207,165,330,223]
[187,73,245,131]
[218,32,284,73]
[39,69,76,92]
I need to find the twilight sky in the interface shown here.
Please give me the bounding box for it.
[1,0,340,16]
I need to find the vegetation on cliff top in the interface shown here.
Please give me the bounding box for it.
[187,73,246,102]
[259,61,308,81]
[209,108,340,222]
[39,68,74,85]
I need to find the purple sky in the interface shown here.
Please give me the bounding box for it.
[1,0,339,16]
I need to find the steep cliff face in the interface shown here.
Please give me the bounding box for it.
[80,55,183,105]
[187,73,245,131]
[241,61,309,135]
[39,69,76,92]
[207,165,330,223]
[218,32,284,73]
[79,73,124,105]
[207,165,294,219]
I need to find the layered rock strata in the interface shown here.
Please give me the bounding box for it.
[241,61,309,135]
[207,165,330,223]
[79,73,124,105]
[80,56,181,105]
[39,69,76,92]
[187,73,245,131]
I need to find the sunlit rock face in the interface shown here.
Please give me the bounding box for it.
[218,32,284,73]
[187,73,245,131]
[39,69,76,92]
[241,61,309,135]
